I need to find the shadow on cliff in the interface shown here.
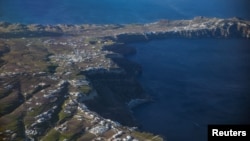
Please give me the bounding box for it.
[81,43,150,126]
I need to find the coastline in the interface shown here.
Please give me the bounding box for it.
[0,17,250,140]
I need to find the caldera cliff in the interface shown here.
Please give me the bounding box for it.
[0,17,249,141]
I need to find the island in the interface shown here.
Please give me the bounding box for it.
[0,17,249,141]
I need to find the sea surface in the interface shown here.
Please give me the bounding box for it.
[0,0,250,24]
[129,39,250,141]
[1,0,250,141]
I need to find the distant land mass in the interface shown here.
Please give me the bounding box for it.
[0,17,249,141]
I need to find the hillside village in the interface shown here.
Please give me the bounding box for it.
[0,30,161,140]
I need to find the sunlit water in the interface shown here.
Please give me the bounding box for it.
[1,1,250,141]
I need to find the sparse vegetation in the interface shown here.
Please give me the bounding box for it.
[0,113,25,140]
[41,129,61,141]
[132,131,164,141]
[58,100,75,123]
[77,132,96,141]
[79,85,92,94]
[0,91,21,116]
[46,63,58,74]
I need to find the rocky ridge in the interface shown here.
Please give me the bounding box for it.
[0,17,249,40]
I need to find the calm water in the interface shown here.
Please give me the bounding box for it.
[0,0,250,24]
[1,1,250,141]
[129,39,250,141]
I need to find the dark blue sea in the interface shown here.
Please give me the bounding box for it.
[1,0,250,141]
[1,0,250,24]
[129,39,250,141]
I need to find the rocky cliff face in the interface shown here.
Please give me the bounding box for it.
[112,17,250,43]
[81,43,146,126]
